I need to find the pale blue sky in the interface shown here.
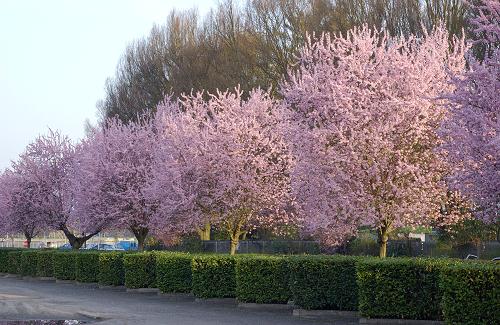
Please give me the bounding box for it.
[0,0,215,170]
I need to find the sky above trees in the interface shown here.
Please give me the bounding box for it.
[0,0,214,170]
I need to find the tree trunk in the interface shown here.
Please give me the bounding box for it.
[197,222,211,241]
[378,227,389,258]
[230,237,239,255]
[71,238,86,250]
[60,224,99,250]
[229,225,243,255]
[475,239,482,258]
[131,226,149,251]
[23,232,32,248]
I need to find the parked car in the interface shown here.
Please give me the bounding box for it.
[58,243,72,250]
[115,241,137,251]
[86,243,116,251]
[465,254,478,260]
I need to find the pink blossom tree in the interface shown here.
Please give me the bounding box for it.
[151,89,294,254]
[441,0,499,224]
[281,25,466,257]
[75,117,158,251]
[148,95,215,243]
[12,130,100,249]
[0,169,48,247]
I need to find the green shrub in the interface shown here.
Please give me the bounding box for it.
[20,250,39,276]
[7,250,23,274]
[357,258,456,320]
[440,263,499,325]
[156,252,193,293]
[123,252,156,289]
[0,249,21,273]
[191,255,236,298]
[236,255,290,303]
[75,252,100,283]
[98,252,125,286]
[36,250,56,277]
[289,255,361,310]
[53,251,78,280]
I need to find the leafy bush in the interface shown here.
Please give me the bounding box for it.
[357,258,456,320]
[123,252,156,289]
[20,250,39,276]
[0,249,21,273]
[440,263,499,325]
[7,250,23,274]
[191,255,236,298]
[75,252,100,283]
[98,252,125,286]
[289,255,361,310]
[53,251,78,280]
[236,255,290,303]
[156,252,193,293]
[36,250,56,277]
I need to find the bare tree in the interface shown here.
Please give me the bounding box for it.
[98,0,470,123]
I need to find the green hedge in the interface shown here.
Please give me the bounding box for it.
[236,255,290,303]
[36,250,56,277]
[191,255,236,298]
[75,252,100,283]
[156,252,193,293]
[357,258,455,320]
[20,250,39,276]
[0,249,21,273]
[98,252,125,286]
[440,263,499,325]
[123,252,156,289]
[53,251,78,280]
[7,250,23,274]
[289,255,361,310]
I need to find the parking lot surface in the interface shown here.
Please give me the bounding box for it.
[0,276,358,325]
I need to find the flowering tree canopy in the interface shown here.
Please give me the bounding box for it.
[281,25,466,257]
[441,0,499,223]
[151,88,294,254]
[75,117,158,250]
[10,130,99,249]
[0,169,48,247]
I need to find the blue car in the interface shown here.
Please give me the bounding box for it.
[115,241,138,251]
[86,243,119,251]
[58,243,73,250]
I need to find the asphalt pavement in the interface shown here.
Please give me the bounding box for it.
[0,276,358,325]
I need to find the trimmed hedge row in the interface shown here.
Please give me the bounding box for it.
[53,251,78,280]
[192,255,236,298]
[123,252,156,289]
[98,252,125,286]
[8,250,23,274]
[20,250,39,276]
[75,252,100,283]
[37,250,56,277]
[440,263,499,325]
[0,248,21,273]
[236,255,290,303]
[357,258,455,320]
[156,252,193,293]
[1,248,497,325]
[289,255,360,310]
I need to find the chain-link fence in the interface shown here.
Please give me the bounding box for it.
[199,240,320,254]
[345,239,500,259]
